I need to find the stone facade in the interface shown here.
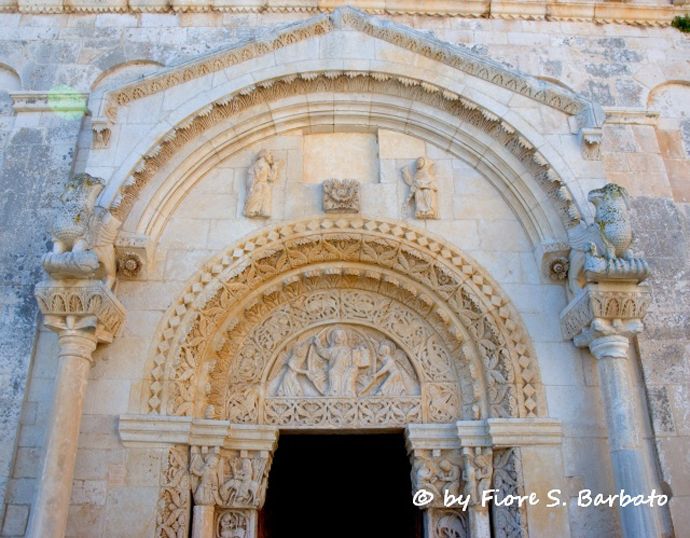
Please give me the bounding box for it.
[0,3,688,537]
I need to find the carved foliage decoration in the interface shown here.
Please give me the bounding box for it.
[145,218,543,422]
[155,445,190,538]
[432,509,469,538]
[491,448,528,538]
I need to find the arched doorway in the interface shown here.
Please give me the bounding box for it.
[123,216,568,538]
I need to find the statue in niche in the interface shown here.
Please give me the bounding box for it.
[402,157,438,219]
[243,150,281,218]
[268,327,419,398]
[189,446,222,506]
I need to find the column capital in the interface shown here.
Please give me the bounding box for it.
[560,282,649,344]
[35,279,125,343]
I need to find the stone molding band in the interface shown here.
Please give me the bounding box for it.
[1,0,686,27]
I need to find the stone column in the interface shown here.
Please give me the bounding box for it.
[28,281,125,538]
[456,422,493,538]
[562,283,661,537]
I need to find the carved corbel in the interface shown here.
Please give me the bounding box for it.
[42,173,120,289]
[580,127,602,160]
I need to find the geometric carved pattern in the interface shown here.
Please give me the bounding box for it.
[144,217,544,421]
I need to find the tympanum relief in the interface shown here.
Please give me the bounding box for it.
[267,326,419,398]
[402,157,438,219]
[243,150,281,219]
[263,324,425,428]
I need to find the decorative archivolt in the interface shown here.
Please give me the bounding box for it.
[102,7,590,122]
[143,217,545,422]
[110,70,581,231]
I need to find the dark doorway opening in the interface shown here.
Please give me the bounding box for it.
[261,433,422,538]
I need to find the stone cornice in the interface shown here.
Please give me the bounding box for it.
[10,91,89,114]
[559,283,650,341]
[1,0,686,27]
[603,107,660,127]
[34,280,125,343]
[96,6,594,126]
[118,414,279,449]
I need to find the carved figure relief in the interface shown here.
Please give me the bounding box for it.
[268,326,419,399]
[434,510,469,538]
[322,178,360,213]
[190,446,223,506]
[217,511,247,538]
[243,150,281,218]
[462,446,493,508]
[220,453,270,508]
[402,157,438,219]
[411,449,463,505]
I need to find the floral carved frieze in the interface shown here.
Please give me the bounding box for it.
[155,445,190,538]
[145,217,543,423]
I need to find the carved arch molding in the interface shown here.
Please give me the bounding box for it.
[144,217,545,424]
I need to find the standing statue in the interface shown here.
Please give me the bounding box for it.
[243,150,280,218]
[189,446,222,506]
[587,183,633,261]
[402,157,438,219]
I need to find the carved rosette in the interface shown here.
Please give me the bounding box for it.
[322,179,360,213]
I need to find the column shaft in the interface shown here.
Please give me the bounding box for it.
[191,505,215,538]
[27,329,97,538]
[592,335,658,538]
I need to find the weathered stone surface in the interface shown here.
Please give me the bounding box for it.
[0,6,689,538]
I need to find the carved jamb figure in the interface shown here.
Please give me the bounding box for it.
[402,157,438,219]
[189,446,222,506]
[243,150,280,218]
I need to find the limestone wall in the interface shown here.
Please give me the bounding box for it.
[0,9,688,537]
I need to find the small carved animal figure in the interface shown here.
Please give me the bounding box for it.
[587,183,633,260]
